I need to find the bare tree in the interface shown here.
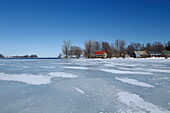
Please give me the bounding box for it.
[108,47,114,58]
[101,41,110,51]
[113,39,126,57]
[69,46,74,58]
[94,41,100,51]
[30,54,38,58]
[114,39,119,51]
[58,53,62,58]
[165,41,170,50]
[113,39,120,57]
[140,44,145,51]
[145,42,164,52]
[0,54,4,58]
[119,40,126,56]
[72,46,82,58]
[133,42,141,51]
[146,42,152,51]
[62,41,72,58]
[84,40,95,58]
[127,43,135,57]
[152,42,164,52]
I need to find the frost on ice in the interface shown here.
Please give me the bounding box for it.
[0,58,170,113]
[100,69,152,74]
[0,72,78,85]
[74,87,85,94]
[0,73,51,85]
[117,91,169,113]
[115,77,154,88]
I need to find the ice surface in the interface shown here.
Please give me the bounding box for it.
[0,58,170,113]
[100,69,152,74]
[115,77,154,88]
[117,91,169,113]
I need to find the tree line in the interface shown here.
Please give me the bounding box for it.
[61,40,170,58]
[0,54,38,58]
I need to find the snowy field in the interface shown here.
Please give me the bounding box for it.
[0,58,170,113]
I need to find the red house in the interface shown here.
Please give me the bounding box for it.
[95,51,108,58]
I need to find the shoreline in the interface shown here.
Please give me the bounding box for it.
[0,57,169,60]
[0,57,62,59]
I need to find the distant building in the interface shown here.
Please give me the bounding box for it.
[125,54,130,58]
[148,51,161,57]
[162,51,170,58]
[133,51,148,58]
[95,51,107,58]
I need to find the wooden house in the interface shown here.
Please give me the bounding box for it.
[148,51,161,57]
[162,51,170,58]
[133,51,148,58]
[95,51,107,58]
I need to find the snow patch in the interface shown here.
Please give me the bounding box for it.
[119,67,170,73]
[118,91,169,113]
[0,73,51,85]
[134,68,170,73]
[152,77,169,80]
[146,57,166,59]
[0,72,77,85]
[52,63,72,65]
[104,64,116,67]
[62,66,88,69]
[100,69,152,74]
[115,77,154,88]
[104,63,146,67]
[146,68,170,73]
[48,72,78,78]
[40,66,55,68]
[74,87,85,94]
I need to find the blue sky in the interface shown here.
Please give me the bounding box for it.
[0,0,170,57]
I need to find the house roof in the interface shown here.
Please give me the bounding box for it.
[134,51,147,56]
[95,51,107,55]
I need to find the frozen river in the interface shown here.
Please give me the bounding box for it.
[0,58,170,113]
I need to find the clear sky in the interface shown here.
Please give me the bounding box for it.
[0,0,170,57]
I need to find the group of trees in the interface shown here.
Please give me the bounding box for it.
[83,39,128,58]
[0,54,38,58]
[61,41,82,58]
[12,54,38,58]
[62,40,170,58]
[0,54,4,58]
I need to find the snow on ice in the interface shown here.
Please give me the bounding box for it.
[0,58,170,113]
[115,77,154,88]
[100,69,152,74]
[0,72,78,85]
[62,66,88,69]
[117,91,169,113]
[74,87,85,94]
